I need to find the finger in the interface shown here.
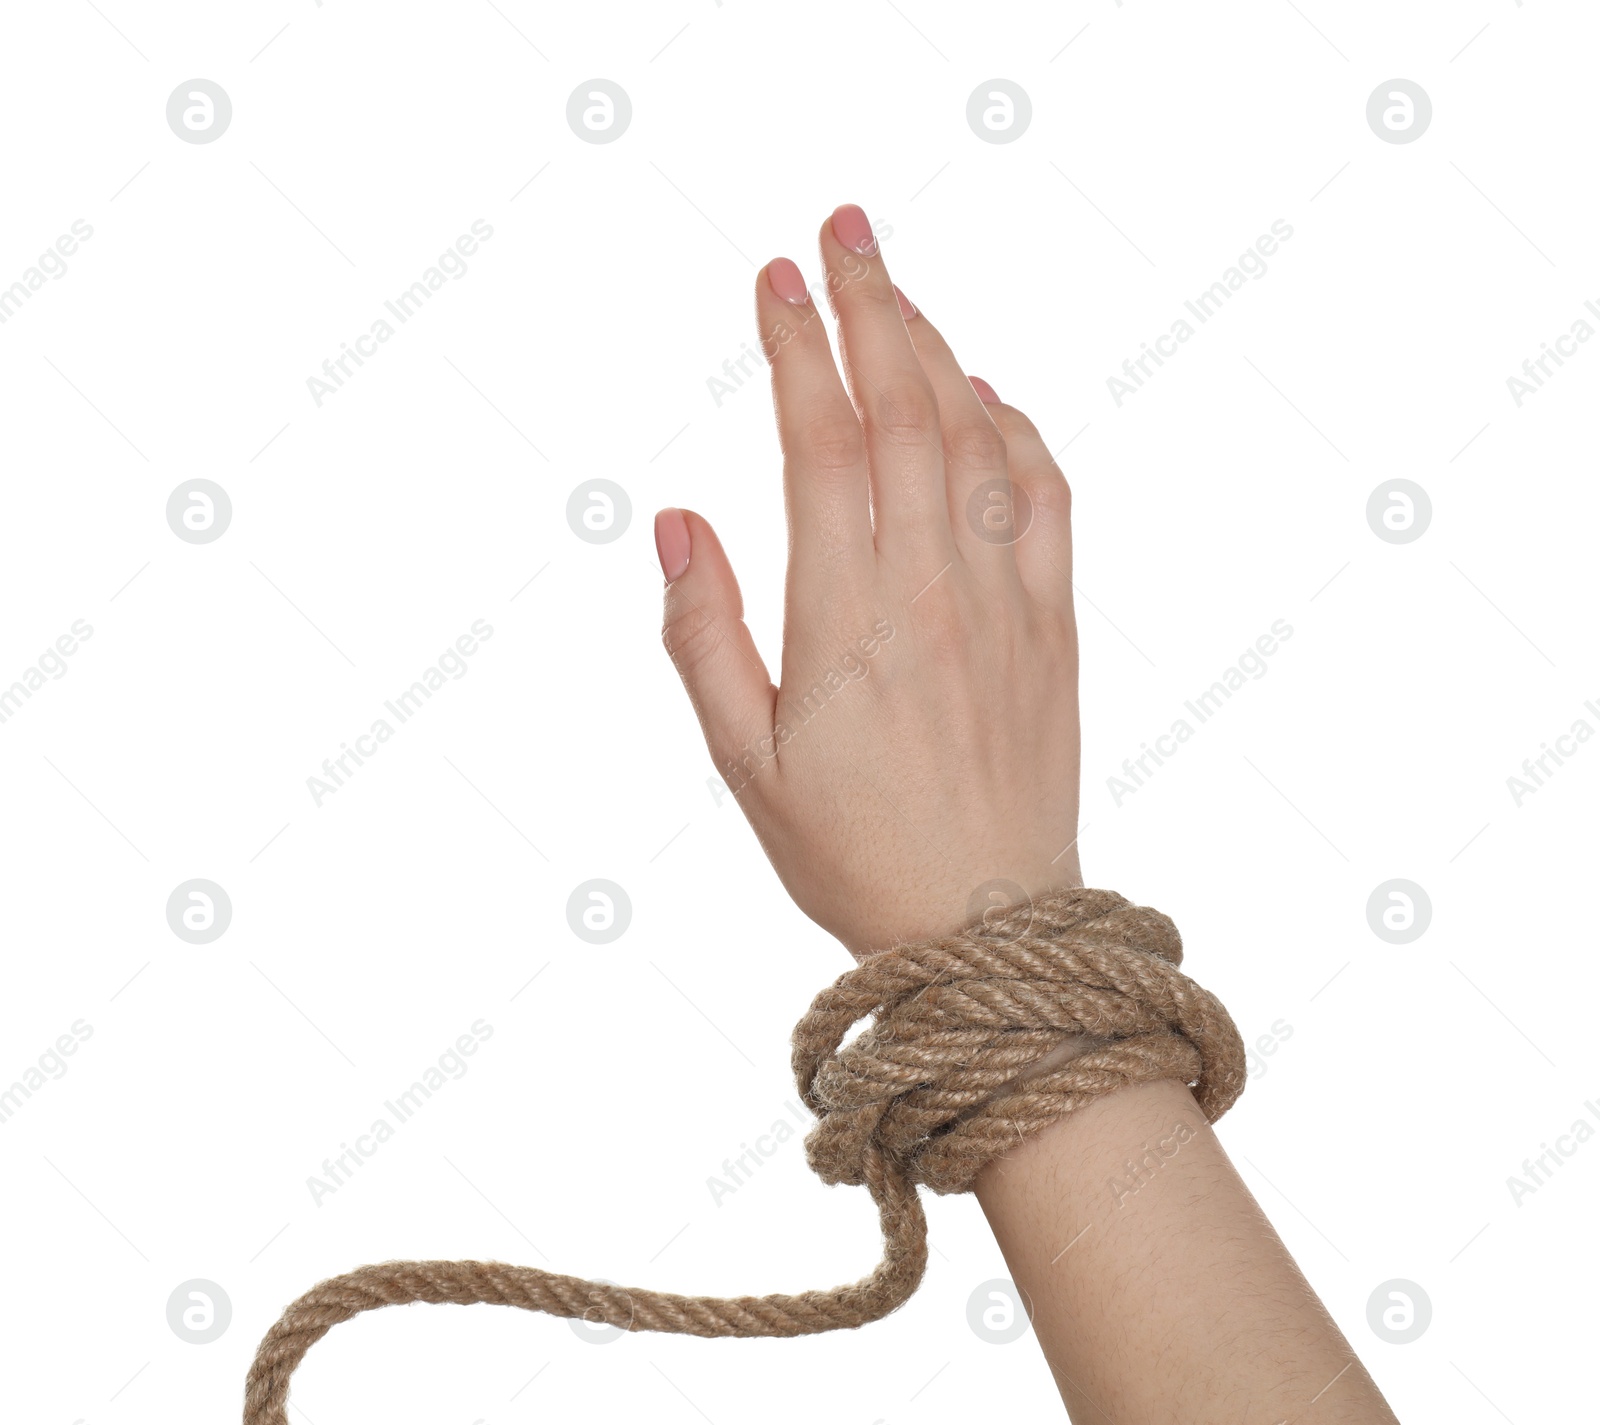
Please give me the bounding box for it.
[818,204,954,567]
[657,509,778,788]
[757,258,874,597]
[894,292,1023,587]
[977,391,1075,607]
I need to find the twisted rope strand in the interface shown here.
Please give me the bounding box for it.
[242,888,1245,1425]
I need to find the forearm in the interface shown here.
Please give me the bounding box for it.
[975,1077,1399,1423]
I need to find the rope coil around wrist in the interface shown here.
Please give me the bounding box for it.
[243,887,1246,1424]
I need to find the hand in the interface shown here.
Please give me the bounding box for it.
[655,203,1081,959]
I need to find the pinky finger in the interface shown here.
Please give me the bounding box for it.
[976,390,1075,606]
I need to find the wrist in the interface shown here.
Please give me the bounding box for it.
[838,862,1088,961]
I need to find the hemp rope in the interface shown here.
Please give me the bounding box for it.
[243,887,1246,1425]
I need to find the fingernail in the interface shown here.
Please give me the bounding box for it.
[968,375,1001,405]
[767,257,810,305]
[893,285,916,319]
[831,204,878,256]
[654,508,690,583]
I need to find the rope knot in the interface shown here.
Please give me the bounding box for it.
[792,888,1243,1196]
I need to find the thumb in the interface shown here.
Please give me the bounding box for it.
[656,508,775,783]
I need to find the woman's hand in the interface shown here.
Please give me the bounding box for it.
[655,203,1081,959]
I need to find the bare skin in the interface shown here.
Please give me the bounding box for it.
[655,203,1399,1423]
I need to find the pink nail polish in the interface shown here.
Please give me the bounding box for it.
[893,285,916,319]
[767,257,810,305]
[654,508,690,583]
[968,375,1001,405]
[831,204,878,256]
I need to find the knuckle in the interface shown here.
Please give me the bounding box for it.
[944,417,1007,471]
[992,405,1043,442]
[661,604,723,676]
[1027,468,1072,524]
[834,271,895,312]
[871,383,940,444]
[1045,469,1073,513]
[761,305,827,364]
[795,408,867,474]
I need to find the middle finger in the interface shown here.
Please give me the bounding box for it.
[819,204,955,570]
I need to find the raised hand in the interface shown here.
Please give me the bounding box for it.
[656,204,1081,959]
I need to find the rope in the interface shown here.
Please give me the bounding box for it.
[243,887,1245,1424]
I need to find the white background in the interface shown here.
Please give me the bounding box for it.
[2,1,1595,1421]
